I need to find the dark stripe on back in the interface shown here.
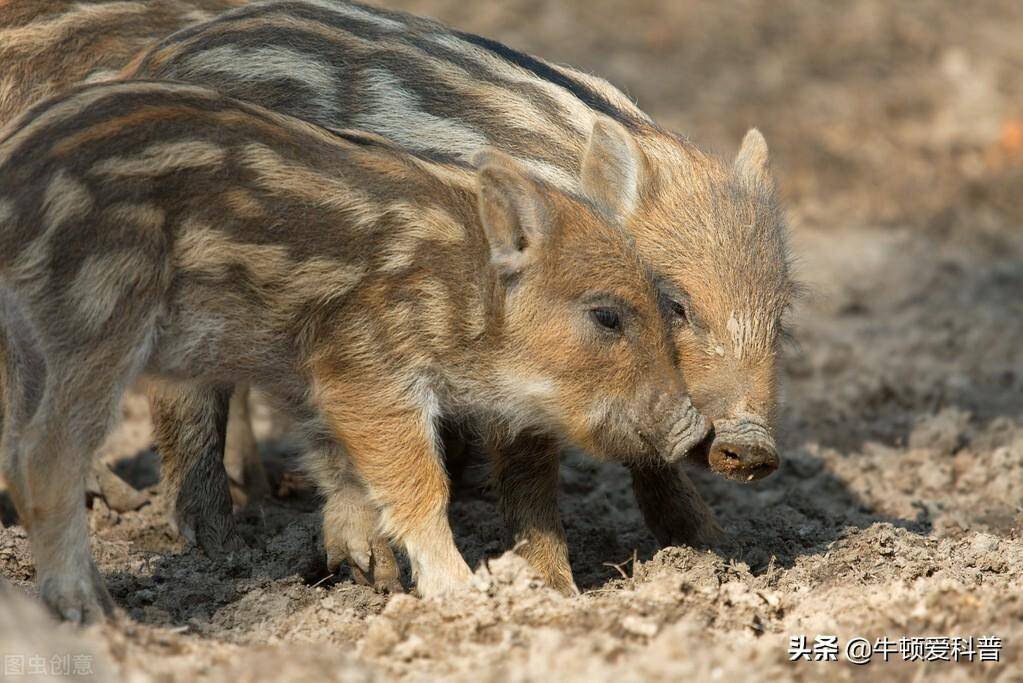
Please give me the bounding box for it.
[138,0,396,67]
[140,0,639,132]
[328,128,472,169]
[451,31,638,128]
[1,82,221,165]
[142,23,586,169]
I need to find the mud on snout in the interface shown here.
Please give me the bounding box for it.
[687,413,779,482]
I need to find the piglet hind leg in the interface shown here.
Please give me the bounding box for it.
[149,380,243,556]
[313,373,472,598]
[305,442,403,593]
[85,460,148,514]
[223,384,271,506]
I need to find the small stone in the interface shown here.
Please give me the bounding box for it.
[621,615,659,637]
[971,533,1000,554]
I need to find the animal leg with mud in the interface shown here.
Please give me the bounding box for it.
[489,431,577,595]
[312,371,471,597]
[148,381,242,556]
[305,442,403,593]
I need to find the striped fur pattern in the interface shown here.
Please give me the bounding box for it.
[128,0,650,190]
[0,80,707,617]
[0,0,268,546]
[127,0,796,580]
[130,0,795,434]
[0,0,248,127]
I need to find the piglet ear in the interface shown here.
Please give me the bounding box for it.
[475,149,552,275]
[580,115,645,221]
[733,128,770,183]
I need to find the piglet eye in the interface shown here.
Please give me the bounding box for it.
[590,307,621,331]
[670,300,688,323]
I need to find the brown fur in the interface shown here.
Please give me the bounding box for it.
[0,81,705,616]
[0,0,797,592]
[0,0,247,127]
[123,0,797,583]
[0,0,265,526]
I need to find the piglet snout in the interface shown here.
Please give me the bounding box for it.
[707,414,778,482]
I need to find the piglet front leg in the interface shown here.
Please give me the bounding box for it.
[488,431,578,595]
[312,370,472,598]
[305,442,404,593]
[630,462,723,548]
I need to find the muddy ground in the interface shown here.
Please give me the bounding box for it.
[2,1,1022,681]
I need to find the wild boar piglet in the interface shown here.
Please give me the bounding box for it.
[128,0,797,575]
[0,80,706,620]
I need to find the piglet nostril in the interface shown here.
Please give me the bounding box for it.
[708,441,779,481]
[721,448,741,462]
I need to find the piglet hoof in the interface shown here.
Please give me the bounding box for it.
[514,546,579,596]
[413,563,474,599]
[546,574,580,597]
[40,563,115,624]
[174,508,245,559]
[196,524,246,560]
[350,538,404,594]
[326,536,404,594]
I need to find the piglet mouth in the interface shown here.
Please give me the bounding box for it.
[662,398,711,463]
[709,447,778,482]
[684,427,715,468]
